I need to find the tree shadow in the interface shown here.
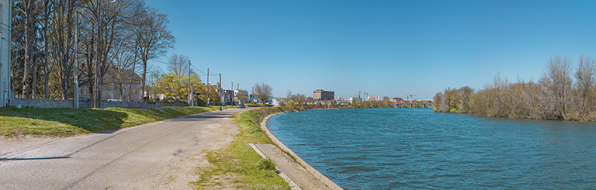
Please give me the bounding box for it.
[0,107,128,136]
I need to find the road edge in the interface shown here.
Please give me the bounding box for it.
[260,113,343,190]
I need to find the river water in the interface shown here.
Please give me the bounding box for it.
[267,108,596,189]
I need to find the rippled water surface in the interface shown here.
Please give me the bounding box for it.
[267,108,596,189]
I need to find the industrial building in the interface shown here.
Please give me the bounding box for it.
[313,89,334,100]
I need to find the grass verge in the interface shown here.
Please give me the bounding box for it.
[0,105,236,137]
[194,107,292,190]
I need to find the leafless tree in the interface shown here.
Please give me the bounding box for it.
[574,55,596,120]
[540,56,573,120]
[252,82,272,103]
[134,7,175,101]
[236,90,248,104]
[167,54,189,76]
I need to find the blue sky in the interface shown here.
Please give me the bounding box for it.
[144,0,596,99]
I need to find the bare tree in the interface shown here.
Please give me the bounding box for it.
[12,0,41,98]
[134,7,175,101]
[236,90,248,104]
[574,55,596,120]
[167,54,189,76]
[286,90,293,100]
[540,56,573,120]
[144,64,162,100]
[53,0,78,100]
[252,82,272,103]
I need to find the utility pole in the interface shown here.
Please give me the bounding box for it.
[206,68,209,106]
[74,13,79,109]
[188,60,191,106]
[218,73,222,105]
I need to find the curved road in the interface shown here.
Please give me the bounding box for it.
[0,108,246,190]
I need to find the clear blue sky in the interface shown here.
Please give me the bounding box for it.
[144,0,596,99]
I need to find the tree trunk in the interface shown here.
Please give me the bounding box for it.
[43,0,51,99]
[141,58,147,102]
[128,44,137,101]
[21,0,33,98]
[45,65,49,99]
[32,60,38,99]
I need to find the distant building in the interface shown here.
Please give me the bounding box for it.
[349,94,362,104]
[248,94,261,103]
[233,89,248,103]
[79,69,143,102]
[313,89,334,100]
[392,97,404,102]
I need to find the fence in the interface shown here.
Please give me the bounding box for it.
[7,98,188,109]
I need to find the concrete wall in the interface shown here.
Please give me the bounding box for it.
[8,98,188,109]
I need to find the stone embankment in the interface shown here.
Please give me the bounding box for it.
[251,113,343,190]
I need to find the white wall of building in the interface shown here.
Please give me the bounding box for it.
[0,0,11,107]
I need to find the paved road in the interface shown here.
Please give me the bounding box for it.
[0,108,247,190]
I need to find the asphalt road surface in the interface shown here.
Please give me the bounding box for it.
[0,108,247,190]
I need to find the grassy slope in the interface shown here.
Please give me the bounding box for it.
[194,107,292,190]
[0,105,236,137]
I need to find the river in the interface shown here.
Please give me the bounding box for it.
[267,108,596,189]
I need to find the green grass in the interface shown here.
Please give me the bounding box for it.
[194,107,291,190]
[0,105,236,137]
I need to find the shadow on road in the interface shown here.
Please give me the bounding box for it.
[1,156,70,161]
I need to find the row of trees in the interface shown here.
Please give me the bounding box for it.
[149,55,271,105]
[434,55,596,122]
[12,0,174,106]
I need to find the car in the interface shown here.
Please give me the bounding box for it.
[238,104,245,108]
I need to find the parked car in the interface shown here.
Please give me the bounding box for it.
[238,104,246,108]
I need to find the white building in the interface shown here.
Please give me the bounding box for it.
[233,89,248,103]
[0,0,11,107]
[349,97,362,104]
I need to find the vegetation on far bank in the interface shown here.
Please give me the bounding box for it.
[434,55,596,122]
[0,105,235,137]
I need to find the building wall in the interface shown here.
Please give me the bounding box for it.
[313,90,334,100]
[0,0,11,107]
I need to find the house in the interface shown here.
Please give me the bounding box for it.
[233,89,248,104]
[0,0,11,107]
[79,68,143,102]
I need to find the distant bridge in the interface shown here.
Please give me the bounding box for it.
[394,102,433,105]
[394,102,433,108]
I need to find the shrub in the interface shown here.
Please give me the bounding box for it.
[256,158,276,170]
